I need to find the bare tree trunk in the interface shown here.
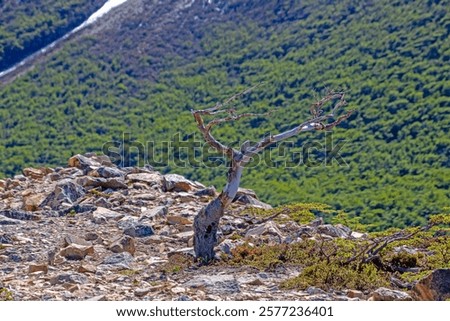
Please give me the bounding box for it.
[194,158,244,261]
[190,87,352,262]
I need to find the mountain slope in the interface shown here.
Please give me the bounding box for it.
[0,0,449,230]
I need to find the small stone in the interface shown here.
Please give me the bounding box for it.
[28,263,48,274]
[369,287,412,301]
[0,215,23,225]
[139,206,167,221]
[22,167,53,179]
[163,174,201,192]
[316,224,350,238]
[23,194,47,211]
[123,222,154,238]
[173,231,194,242]
[59,244,94,260]
[93,167,124,178]
[50,273,88,285]
[109,235,136,255]
[127,173,163,186]
[76,176,127,189]
[347,289,365,299]
[167,215,192,225]
[40,179,85,210]
[171,287,186,294]
[194,186,216,197]
[184,275,240,294]
[245,221,283,241]
[86,295,107,301]
[78,263,97,274]
[92,207,124,222]
[102,252,135,269]
[84,232,99,241]
[134,288,151,297]
[63,235,92,247]
[350,231,367,239]
[68,154,102,172]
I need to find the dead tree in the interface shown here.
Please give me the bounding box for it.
[191,87,353,261]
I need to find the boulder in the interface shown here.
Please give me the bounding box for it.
[413,269,450,301]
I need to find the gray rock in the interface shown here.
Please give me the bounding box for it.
[109,235,136,255]
[68,154,102,174]
[92,207,124,222]
[163,174,201,192]
[127,173,162,186]
[131,224,155,238]
[118,216,139,230]
[63,235,92,247]
[140,206,168,221]
[194,186,217,197]
[50,273,88,285]
[310,217,324,227]
[0,209,40,221]
[413,269,450,301]
[234,194,272,209]
[59,244,94,260]
[76,176,127,189]
[102,252,135,269]
[0,215,24,225]
[184,275,240,294]
[40,179,85,210]
[245,221,283,241]
[0,234,13,244]
[316,224,350,238]
[94,167,124,178]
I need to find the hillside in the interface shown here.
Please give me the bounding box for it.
[0,0,449,230]
[0,153,449,301]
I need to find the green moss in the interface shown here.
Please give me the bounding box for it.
[0,288,13,301]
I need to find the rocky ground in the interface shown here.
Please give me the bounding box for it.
[0,154,447,301]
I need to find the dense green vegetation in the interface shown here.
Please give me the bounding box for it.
[0,0,105,70]
[0,0,449,230]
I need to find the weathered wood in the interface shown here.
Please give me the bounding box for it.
[192,88,352,262]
